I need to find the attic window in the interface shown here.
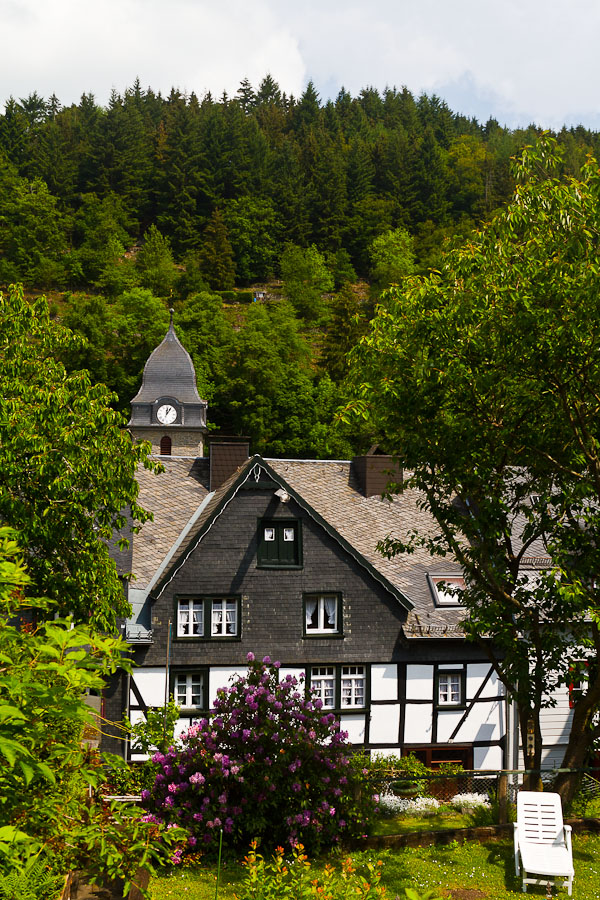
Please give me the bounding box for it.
[257,519,301,567]
[428,574,465,606]
[160,435,172,456]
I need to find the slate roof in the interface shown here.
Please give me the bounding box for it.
[131,453,468,637]
[130,321,207,406]
[132,457,210,589]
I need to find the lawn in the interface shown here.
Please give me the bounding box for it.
[149,833,600,899]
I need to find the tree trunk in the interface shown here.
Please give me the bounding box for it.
[554,667,600,808]
[519,706,543,792]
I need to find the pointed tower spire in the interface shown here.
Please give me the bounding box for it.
[128,314,208,457]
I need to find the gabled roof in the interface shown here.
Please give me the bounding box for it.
[150,455,414,610]
[129,453,475,635]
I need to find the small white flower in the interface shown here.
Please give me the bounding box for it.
[449,792,490,809]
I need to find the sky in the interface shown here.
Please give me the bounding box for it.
[1,0,599,130]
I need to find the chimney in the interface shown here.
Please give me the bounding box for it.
[208,436,250,491]
[352,446,403,498]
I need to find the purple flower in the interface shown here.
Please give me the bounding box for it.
[189,772,205,785]
[263,655,271,665]
[247,651,255,662]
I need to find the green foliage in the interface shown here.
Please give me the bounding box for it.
[404,890,443,900]
[280,242,334,320]
[199,208,236,290]
[144,656,376,854]
[136,224,177,297]
[0,529,182,895]
[127,698,181,755]
[0,852,64,900]
[62,286,171,410]
[369,227,415,290]
[344,134,600,799]
[0,285,156,629]
[236,842,388,900]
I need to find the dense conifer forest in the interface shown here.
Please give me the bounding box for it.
[2,76,597,457]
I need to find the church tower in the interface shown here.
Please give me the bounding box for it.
[128,311,207,457]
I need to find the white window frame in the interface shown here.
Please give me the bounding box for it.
[211,599,238,636]
[437,672,463,706]
[310,664,367,709]
[341,665,366,708]
[311,666,336,708]
[174,671,205,709]
[177,598,204,637]
[305,593,340,634]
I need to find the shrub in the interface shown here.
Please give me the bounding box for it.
[235,841,387,900]
[143,654,376,853]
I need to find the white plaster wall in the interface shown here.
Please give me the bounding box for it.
[209,667,248,704]
[130,668,166,707]
[474,744,504,770]
[406,665,434,700]
[371,664,398,702]
[369,704,400,744]
[466,664,500,699]
[404,702,433,742]
[339,713,365,743]
[435,709,465,743]
[372,748,401,760]
[448,700,504,744]
[279,667,305,685]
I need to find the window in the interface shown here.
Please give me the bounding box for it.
[257,519,301,567]
[172,670,206,709]
[436,670,465,708]
[160,435,172,456]
[428,574,465,606]
[309,664,367,709]
[304,593,341,635]
[177,599,204,637]
[211,599,237,636]
[176,597,240,639]
[341,665,365,708]
[311,666,336,708]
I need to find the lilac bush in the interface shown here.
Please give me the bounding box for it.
[142,654,375,853]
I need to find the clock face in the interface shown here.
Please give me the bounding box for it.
[157,403,177,425]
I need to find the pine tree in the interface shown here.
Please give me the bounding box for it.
[198,208,236,289]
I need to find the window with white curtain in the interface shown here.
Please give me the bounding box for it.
[310,664,367,709]
[177,599,204,637]
[173,670,205,708]
[305,593,340,634]
[212,599,238,636]
[341,665,365,707]
[176,597,239,639]
[437,672,463,706]
[310,666,336,708]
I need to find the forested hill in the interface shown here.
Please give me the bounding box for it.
[2,77,597,458]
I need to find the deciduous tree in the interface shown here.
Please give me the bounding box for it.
[344,135,600,803]
[0,285,156,630]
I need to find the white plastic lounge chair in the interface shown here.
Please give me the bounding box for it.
[514,791,574,894]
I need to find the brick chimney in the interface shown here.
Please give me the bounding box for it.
[208,436,250,491]
[352,446,403,498]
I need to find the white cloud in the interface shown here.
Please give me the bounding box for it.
[1,0,600,127]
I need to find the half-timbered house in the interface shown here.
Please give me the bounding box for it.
[103,318,573,770]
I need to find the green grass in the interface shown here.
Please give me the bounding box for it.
[149,834,600,899]
[373,809,472,835]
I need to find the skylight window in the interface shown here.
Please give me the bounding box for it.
[428,574,465,606]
